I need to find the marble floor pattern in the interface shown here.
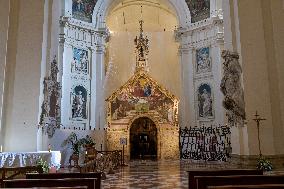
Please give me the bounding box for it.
[102,160,188,189]
[101,159,247,189]
[101,160,284,189]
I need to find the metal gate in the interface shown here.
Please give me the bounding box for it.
[180,125,231,161]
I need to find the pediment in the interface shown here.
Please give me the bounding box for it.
[106,71,179,126]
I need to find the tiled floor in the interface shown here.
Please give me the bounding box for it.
[101,160,284,189]
[102,160,188,189]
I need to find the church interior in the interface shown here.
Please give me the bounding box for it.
[0,0,284,188]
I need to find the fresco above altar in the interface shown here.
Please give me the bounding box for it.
[106,72,178,126]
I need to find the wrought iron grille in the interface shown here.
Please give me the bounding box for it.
[180,125,232,161]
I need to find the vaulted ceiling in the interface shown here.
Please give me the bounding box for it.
[106,0,178,32]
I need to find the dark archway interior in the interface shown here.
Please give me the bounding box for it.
[130,117,157,160]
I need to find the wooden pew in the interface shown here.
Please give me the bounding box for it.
[208,184,284,189]
[0,166,42,179]
[2,178,96,189]
[26,172,101,189]
[188,170,263,189]
[195,175,284,189]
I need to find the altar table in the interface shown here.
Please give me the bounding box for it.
[0,151,61,169]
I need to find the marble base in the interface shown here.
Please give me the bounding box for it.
[229,154,284,170]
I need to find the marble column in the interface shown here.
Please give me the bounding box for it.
[179,45,195,128]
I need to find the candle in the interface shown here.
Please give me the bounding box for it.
[0,145,2,153]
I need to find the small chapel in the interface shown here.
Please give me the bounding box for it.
[0,0,284,188]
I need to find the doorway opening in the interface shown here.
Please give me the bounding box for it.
[130,117,157,160]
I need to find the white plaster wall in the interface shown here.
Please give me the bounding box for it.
[237,0,275,155]
[3,0,44,152]
[270,0,284,154]
[0,0,10,149]
[104,31,181,100]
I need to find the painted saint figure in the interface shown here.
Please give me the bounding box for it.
[72,90,85,118]
[201,89,212,117]
[198,84,213,118]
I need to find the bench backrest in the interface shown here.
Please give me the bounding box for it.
[3,178,96,189]
[208,184,284,189]
[188,170,263,189]
[26,172,101,189]
[195,175,284,189]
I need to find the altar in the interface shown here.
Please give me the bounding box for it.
[0,151,61,169]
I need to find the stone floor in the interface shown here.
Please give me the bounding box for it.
[101,160,284,189]
[102,160,188,189]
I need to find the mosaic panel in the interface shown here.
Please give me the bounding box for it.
[71,47,89,74]
[196,47,211,74]
[185,0,210,23]
[72,0,97,23]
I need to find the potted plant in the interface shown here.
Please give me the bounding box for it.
[256,155,273,171]
[80,135,96,148]
[37,158,49,173]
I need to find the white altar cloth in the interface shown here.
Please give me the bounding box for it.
[0,151,61,169]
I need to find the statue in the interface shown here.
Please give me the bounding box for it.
[220,50,246,126]
[72,90,85,118]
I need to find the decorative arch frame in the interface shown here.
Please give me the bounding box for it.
[128,114,160,130]
[92,0,192,28]
[129,115,158,159]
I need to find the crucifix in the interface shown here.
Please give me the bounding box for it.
[252,111,266,156]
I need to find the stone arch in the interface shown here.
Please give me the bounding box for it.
[93,0,191,28]
[128,114,160,130]
[129,116,158,159]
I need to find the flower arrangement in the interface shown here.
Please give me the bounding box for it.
[80,135,96,147]
[37,158,50,173]
[61,132,96,155]
[256,155,273,171]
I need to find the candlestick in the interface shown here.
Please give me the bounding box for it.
[48,144,51,152]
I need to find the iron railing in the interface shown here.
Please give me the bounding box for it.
[180,125,231,161]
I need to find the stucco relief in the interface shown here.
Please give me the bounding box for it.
[220,50,246,126]
[39,57,61,138]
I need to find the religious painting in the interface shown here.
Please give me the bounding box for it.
[196,47,211,74]
[185,0,210,23]
[71,85,87,120]
[109,75,177,124]
[71,47,89,74]
[197,83,214,119]
[72,0,97,23]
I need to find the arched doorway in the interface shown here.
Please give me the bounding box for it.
[130,117,157,160]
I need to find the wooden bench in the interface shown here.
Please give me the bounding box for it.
[2,178,96,189]
[195,175,284,189]
[188,170,263,189]
[26,172,101,189]
[208,184,284,189]
[0,166,42,179]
